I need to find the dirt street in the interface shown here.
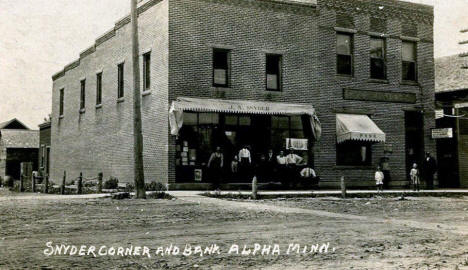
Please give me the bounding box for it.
[0,190,467,269]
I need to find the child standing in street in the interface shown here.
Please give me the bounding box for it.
[410,163,420,192]
[375,166,384,193]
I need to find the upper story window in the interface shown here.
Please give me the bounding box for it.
[80,79,86,110]
[402,41,417,81]
[96,72,102,105]
[336,33,353,75]
[213,48,230,87]
[266,54,282,91]
[143,52,151,90]
[59,88,64,116]
[117,63,124,98]
[370,37,386,80]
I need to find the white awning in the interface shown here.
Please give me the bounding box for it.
[169,97,321,140]
[336,113,385,144]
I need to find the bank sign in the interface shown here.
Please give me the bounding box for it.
[431,128,453,139]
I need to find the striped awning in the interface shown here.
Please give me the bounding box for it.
[169,97,321,140]
[336,113,385,144]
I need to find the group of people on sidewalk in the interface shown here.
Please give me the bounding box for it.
[375,152,437,192]
[207,146,319,188]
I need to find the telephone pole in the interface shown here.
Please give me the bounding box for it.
[131,0,146,199]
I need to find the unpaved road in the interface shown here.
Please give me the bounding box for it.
[0,189,467,269]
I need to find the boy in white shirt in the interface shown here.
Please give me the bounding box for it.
[375,166,384,192]
[410,163,420,192]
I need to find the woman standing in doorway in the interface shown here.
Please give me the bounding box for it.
[208,146,224,190]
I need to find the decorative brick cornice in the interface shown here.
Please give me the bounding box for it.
[79,45,96,59]
[64,59,80,73]
[321,0,433,25]
[52,70,65,81]
[95,29,116,47]
[200,0,318,16]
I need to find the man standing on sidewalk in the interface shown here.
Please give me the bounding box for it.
[423,152,437,190]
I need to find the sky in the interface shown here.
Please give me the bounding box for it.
[1,0,468,128]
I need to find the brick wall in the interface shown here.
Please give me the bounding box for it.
[50,0,169,184]
[167,0,435,186]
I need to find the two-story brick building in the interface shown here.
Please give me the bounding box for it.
[50,0,435,189]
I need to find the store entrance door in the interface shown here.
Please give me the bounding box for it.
[405,111,425,181]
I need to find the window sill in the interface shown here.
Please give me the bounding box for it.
[334,165,374,170]
[266,89,282,92]
[212,86,231,90]
[334,27,357,34]
[79,108,86,114]
[117,97,125,103]
[142,90,151,96]
[367,79,389,84]
[95,104,102,109]
[336,74,354,79]
[400,80,419,86]
[59,115,64,119]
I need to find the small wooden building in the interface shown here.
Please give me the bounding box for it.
[0,119,39,180]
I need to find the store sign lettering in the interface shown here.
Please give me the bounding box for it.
[431,128,453,139]
[227,104,271,112]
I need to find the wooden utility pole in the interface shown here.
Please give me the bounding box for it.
[131,0,146,199]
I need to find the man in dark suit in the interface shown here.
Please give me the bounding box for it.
[265,149,276,181]
[423,152,437,190]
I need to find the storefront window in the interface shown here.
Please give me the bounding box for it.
[239,115,251,126]
[336,141,372,166]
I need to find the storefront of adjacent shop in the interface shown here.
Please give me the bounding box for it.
[169,97,322,184]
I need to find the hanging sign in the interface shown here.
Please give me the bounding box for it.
[286,138,308,150]
[431,128,453,139]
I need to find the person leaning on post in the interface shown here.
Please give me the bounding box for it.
[285,149,304,187]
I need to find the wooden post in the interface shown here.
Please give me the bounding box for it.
[44,174,49,194]
[340,176,346,199]
[252,176,258,200]
[77,172,83,194]
[19,174,24,192]
[61,171,66,195]
[97,172,103,193]
[20,162,32,192]
[32,172,36,193]
[131,0,146,199]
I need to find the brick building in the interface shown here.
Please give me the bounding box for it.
[434,54,468,188]
[50,0,435,189]
[38,121,51,177]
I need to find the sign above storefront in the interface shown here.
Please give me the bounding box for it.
[431,128,453,139]
[286,138,308,150]
[343,88,417,104]
[434,109,444,119]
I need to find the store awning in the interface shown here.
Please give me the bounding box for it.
[169,97,321,140]
[336,113,385,144]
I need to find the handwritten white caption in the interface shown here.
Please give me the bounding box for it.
[44,242,336,258]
